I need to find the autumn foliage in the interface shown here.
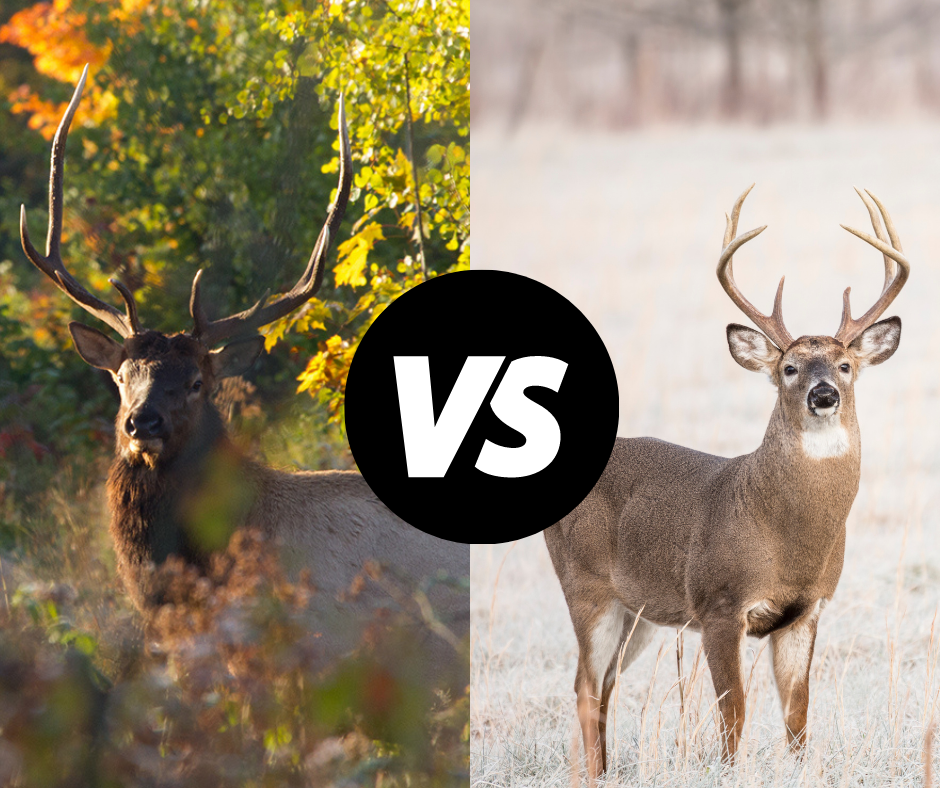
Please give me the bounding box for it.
[0,0,470,784]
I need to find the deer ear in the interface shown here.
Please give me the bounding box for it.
[209,336,265,379]
[726,323,782,375]
[849,316,901,368]
[69,322,126,372]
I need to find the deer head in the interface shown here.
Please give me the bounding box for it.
[717,185,909,453]
[20,66,351,467]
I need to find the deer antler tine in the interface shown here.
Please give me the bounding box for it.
[839,224,910,270]
[853,187,887,243]
[835,286,854,339]
[771,276,786,321]
[718,224,768,268]
[716,186,794,350]
[727,183,755,241]
[834,189,911,346]
[865,190,901,249]
[865,190,903,286]
[854,186,893,286]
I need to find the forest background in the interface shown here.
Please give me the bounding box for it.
[0,0,469,785]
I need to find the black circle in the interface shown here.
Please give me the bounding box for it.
[345,270,619,544]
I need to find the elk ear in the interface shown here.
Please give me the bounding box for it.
[726,323,782,375]
[209,336,265,379]
[849,316,901,368]
[68,322,126,372]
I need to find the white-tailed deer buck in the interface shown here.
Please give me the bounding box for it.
[545,184,909,775]
[20,67,468,688]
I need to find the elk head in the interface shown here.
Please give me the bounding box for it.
[20,66,351,467]
[717,185,909,454]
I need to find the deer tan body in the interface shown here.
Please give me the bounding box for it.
[21,67,468,691]
[545,185,910,777]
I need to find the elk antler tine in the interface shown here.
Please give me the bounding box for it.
[190,269,208,338]
[245,290,271,319]
[109,278,141,334]
[193,93,352,347]
[48,64,88,260]
[20,204,43,270]
[20,65,139,339]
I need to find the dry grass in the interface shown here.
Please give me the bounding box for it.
[471,120,940,786]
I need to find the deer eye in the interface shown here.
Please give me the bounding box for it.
[784,366,797,376]
[191,380,203,393]
[840,363,850,373]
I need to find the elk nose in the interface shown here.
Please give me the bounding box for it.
[807,383,840,412]
[126,408,164,439]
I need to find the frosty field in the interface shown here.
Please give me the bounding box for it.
[471,122,940,786]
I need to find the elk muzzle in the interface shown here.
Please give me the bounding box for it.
[124,406,167,458]
[807,383,839,416]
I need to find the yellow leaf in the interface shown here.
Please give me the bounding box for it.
[334,223,385,287]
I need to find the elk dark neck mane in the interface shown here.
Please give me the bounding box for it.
[107,401,259,609]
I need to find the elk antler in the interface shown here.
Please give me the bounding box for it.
[834,188,910,346]
[716,185,794,350]
[20,65,141,339]
[190,95,352,347]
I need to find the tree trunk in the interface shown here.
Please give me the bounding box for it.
[805,0,828,120]
[718,0,746,118]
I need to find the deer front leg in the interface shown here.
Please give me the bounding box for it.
[701,619,746,761]
[770,606,820,751]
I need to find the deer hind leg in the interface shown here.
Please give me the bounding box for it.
[701,619,747,762]
[770,604,820,752]
[575,603,655,779]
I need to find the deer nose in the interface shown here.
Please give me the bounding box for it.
[807,383,840,412]
[126,408,164,439]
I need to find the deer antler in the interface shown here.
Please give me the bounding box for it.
[834,188,910,346]
[20,65,141,339]
[190,95,352,347]
[716,185,794,351]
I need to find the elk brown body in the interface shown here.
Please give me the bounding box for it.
[20,66,468,690]
[545,185,909,777]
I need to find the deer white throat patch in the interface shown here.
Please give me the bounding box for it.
[801,417,849,459]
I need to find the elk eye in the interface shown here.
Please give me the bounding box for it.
[784,366,797,376]
[840,363,850,373]
[191,380,203,393]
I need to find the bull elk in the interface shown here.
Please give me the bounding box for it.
[545,185,909,775]
[20,67,468,687]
